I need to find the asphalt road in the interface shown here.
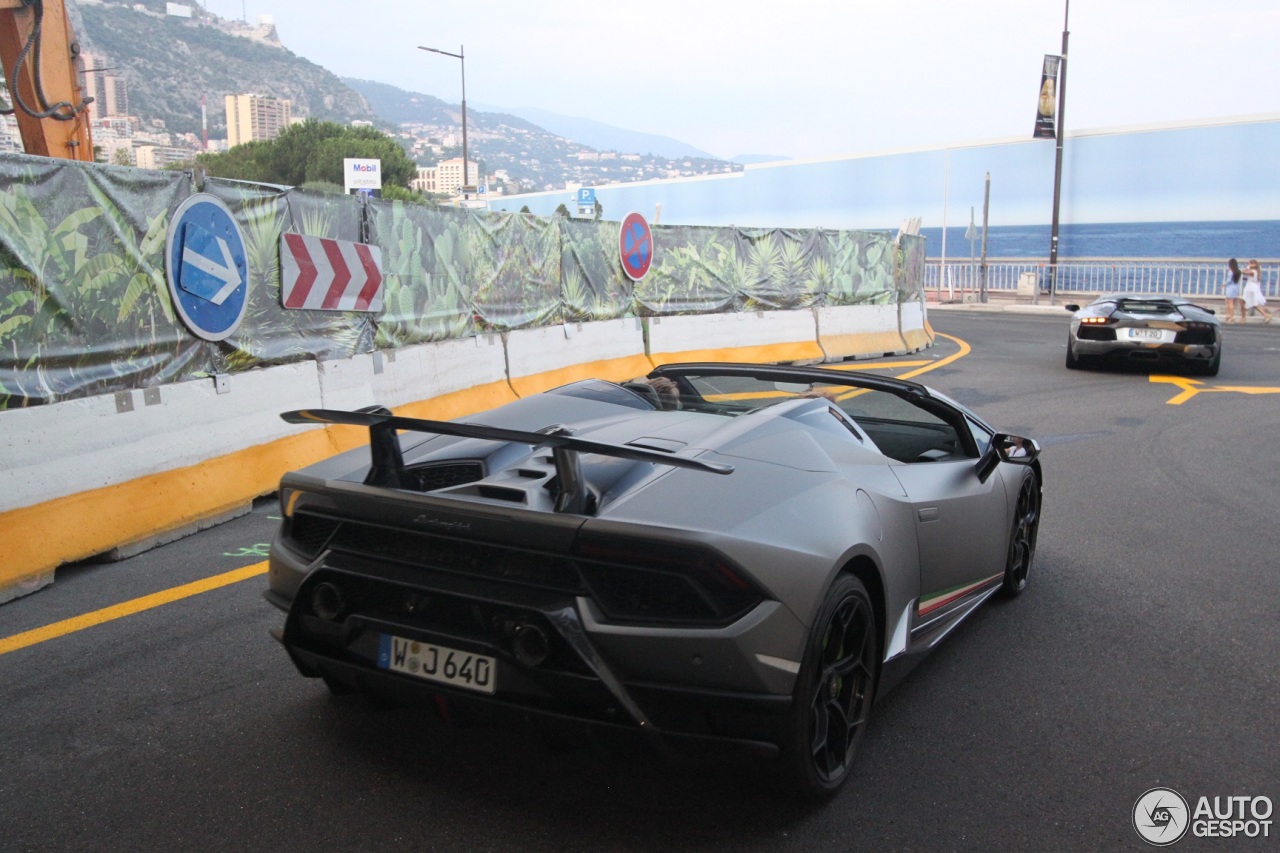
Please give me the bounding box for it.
[2,312,1277,852]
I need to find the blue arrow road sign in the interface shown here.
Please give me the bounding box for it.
[165,194,249,342]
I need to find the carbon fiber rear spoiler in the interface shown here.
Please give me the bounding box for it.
[280,408,734,514]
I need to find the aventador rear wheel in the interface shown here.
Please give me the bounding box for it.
[1065,338,1081,369]
[1196,349,1221,377]
[784,574,878,798]
[1001,472,1040,597]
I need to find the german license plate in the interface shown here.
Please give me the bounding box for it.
[377,634,496,694]
[1128,327,1162,340]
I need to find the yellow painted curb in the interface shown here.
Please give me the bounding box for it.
[508,354,656,398]
[0,432,331,590]
[649,340,825,367]
[818,330,909,360]
[902,326,934,350]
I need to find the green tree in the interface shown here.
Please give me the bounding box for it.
[379,184,428,204]
[197,120,417,189]
[554,203,569,218]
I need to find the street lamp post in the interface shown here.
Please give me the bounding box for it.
[418,44,468,199]
[1047,1,1070,303]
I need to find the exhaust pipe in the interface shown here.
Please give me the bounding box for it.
[310,581,346,621]
[512,622,550,667]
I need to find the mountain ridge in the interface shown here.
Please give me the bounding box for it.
[66,0,743,189]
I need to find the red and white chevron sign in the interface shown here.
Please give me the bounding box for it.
[280,233,384,312]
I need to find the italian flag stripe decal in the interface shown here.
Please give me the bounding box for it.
[919,573,1004,616]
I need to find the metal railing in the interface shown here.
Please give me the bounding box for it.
[925,258,1280,302]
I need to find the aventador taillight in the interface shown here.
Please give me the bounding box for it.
[1175,321,1217,345]
[1079,316,1114,325]
[572,535,764,626]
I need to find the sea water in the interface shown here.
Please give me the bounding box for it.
[922,220,1280,260]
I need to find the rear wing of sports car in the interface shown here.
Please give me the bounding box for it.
[280,408,734,514]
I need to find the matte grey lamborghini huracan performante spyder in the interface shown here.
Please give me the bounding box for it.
[265,363,1043,797]
[1064,293,1222,375]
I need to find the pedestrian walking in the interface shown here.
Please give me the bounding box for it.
[1223,258,1245,322]
[1241,259,1273,323]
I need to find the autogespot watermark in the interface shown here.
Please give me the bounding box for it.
[1133,787,1273,846]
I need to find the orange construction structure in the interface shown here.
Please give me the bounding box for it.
[0,0,94,161]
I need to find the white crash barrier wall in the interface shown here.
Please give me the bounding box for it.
[504,318,652,397]
[316,334,511,414]
[899,299,934,351]
[815,305,909,361]
[1,361,321,515]
[0,305,920,602]
[646,311,826,365]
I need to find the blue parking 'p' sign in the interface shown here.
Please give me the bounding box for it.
[165,194,249,341]
[619,211,653,281]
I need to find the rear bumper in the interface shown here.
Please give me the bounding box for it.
[282,639,789,761]
[270,554,801,761]
[1071,338,1217,364]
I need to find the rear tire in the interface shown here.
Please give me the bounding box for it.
[1065,339,1081,370]
[1196,350,1221,377]
[783,574,878,798]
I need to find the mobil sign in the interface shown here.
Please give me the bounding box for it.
[344,158,382,192]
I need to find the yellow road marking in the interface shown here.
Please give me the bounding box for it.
[827,358,934,371]
[1149,375,1280,405]
[894,333,971,380]
[3,336,972,658]
[0,561,268,657]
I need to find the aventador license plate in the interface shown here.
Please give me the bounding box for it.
[377,634,496,694]
[1128,327,1163,340]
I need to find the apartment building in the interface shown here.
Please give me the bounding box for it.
[410,157,480,195]
[224,93,292,147]
[81,53,129,118]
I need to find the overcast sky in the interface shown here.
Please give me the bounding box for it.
[197,0,1279,162]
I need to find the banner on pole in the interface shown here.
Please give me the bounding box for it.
[1034,55,1061,140]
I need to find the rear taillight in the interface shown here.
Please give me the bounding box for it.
[1175,322,1217,345]
[573,535,764,625]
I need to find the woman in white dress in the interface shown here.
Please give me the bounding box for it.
[1241,259,1273,324]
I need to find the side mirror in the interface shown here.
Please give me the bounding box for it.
[976,433,1040,482]
[994,433,1040,464]
[1064,304,1080,312]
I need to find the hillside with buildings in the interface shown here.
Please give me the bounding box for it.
[0,0,741,197]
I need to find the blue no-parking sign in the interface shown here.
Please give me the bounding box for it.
[165,194,249,341]
[618,211,653,281]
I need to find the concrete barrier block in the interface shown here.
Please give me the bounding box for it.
[647,311,823,366]
[815,305,907,361]
[507,319,651,396]
[0,361,322,514]
[388,335,519,422]
[899,300,935,351]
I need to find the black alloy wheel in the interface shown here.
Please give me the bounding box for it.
[786,574,878,798]
[1001,472,1040,596]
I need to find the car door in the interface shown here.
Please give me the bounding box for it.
[890,457,1009,606]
